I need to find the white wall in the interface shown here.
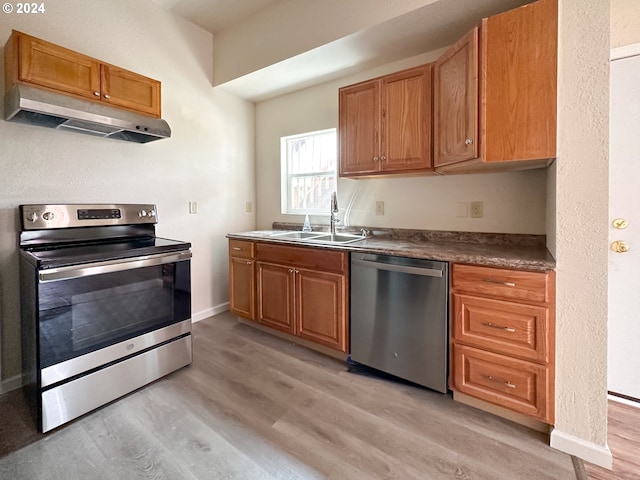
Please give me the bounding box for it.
[256,52,547,234]
[611,0,640,48]
[549,0,611,467]
[0,0,255,391]
[212,0,439,86]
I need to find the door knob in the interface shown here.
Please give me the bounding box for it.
[611,240,630,253]
[612,218,629,229]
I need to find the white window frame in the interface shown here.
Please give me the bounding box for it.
[280,128,337,215]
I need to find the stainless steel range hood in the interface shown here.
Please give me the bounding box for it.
[4,84,171,143]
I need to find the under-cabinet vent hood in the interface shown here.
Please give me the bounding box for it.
[4,84,171,143]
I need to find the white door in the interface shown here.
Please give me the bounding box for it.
[608,51,640,401]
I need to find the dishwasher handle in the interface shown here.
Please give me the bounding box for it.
[351,257,444,277]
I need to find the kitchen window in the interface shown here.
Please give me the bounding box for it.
[281,128,337,215]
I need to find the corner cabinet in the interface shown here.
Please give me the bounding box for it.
[228,240,256,320]
[4,30,161,117]
[339,64,433,177]
[255,243,349,352]
[434,0,557,173]
[450,264,555,424]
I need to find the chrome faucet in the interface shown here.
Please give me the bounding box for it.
[330,191,339,234]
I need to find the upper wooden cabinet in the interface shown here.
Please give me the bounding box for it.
[339,64,433,177]
[433,29,479,166]
[434,0,557,172]
[4,30,161,117]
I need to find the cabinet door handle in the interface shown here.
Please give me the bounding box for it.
[103,94,111,99]
[483,322,516,333]
[465,138,473,145]
[484,375,516,389]
[482,279,516,287]
[373,156,379,162]
[93,91,100,96]
[245,260,253,265]
[380,155,386,161]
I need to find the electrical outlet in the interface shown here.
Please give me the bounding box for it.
[189,201,198,214]
[245,201,253,213]
[376,201,385,216]
[470,201,483,218]
[456,202,469,218]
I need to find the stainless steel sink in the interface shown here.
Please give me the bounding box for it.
[269,231,326,240]
[269,231,366,244]
[310,233,366,244]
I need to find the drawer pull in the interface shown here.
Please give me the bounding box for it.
[232,247,243,251]
[485,375,516,389]
[483,322,516,333]
[482,279,516,287]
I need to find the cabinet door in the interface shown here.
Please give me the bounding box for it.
[17,33,101,100]
[229,257,255,320]
[256,262,295,334]
[481,0,557,163]
[339,80,380,176]
[295,268,347,352]
[381,65,433,172]
[433,28,478,167]
[101,65,161,117]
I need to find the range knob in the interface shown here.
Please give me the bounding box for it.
[26,211,38,223]
[42,211,55,221]
[148,210,156,217]
[138,210,148,218]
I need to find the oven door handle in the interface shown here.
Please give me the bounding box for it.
[38,251,192,283]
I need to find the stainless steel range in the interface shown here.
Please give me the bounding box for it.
[19,204,192,432]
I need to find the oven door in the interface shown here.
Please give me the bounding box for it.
[37,251,191,386]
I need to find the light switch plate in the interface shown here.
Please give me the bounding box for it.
[189,201,198,214]
[376,201,385,216]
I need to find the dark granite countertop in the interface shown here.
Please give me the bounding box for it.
[227,226,556,272]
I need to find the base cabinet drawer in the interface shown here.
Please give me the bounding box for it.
[453,294,549,363]
[452,344,551,423]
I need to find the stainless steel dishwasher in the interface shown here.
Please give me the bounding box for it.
[350,253,448,393]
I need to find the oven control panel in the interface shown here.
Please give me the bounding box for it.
[20,204,158,230]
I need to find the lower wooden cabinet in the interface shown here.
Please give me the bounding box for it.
[453,344,551,422]
[256,262,294,333]
[256,243,348,352]
[228,240,255,320]
[450,264,555,424]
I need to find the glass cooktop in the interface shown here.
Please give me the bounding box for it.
[22,237,191,269]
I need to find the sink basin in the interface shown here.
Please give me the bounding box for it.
[269,231,366,245]
[269,231,326,240]
[311,233,366,244]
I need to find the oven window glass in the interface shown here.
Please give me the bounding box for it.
[38,261,191,368]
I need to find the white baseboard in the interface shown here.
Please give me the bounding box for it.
[192,302,229,323]
[550,429,613,470]
[608,393,640,409]
[0,374,23,394]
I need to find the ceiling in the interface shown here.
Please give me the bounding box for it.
[150,0,281,34]
[151,0,532,102]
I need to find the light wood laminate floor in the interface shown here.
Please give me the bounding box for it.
[0,312,578,479]
[583,399,640,480]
